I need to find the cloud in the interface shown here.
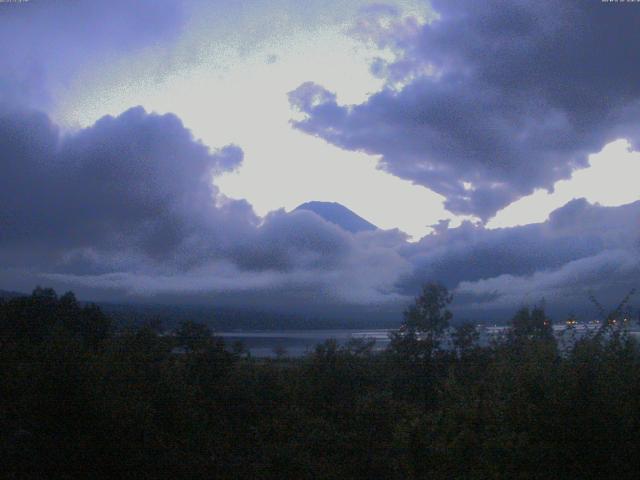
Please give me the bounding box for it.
[0,0,185,109]
[0,103,637,320]
[401,198,640,317]
[1,0,638,321]
[230,209,353,272]
[0,105,411,310]
[289,0,640,220]
[0,106,253,267]
[456,249,640,317]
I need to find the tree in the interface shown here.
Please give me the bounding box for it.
[403,283,453,339]
[452,322,480,357]
[588,288,637,329]
[508,306,553,343]
[175,320,214,353]
[390,282,453,357]
[273,344,288,360]
[0,288,112,349]
[388,282,453,408]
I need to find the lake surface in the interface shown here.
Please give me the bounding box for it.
[218,324,640,358]
[217,329,392,358]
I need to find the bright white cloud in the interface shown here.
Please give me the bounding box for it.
[52,0,450,240]
[488,139,640,229]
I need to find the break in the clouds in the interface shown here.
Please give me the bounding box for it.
[0,0,638,321]
[400,198,640,317]
[290,0,640,220]
[0,105,410,311]
[1,103,637,318]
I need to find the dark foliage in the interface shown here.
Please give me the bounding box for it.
[2,286,640,478]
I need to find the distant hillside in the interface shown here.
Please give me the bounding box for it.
[0,289,26,300]
[0,286,401,330]
[294,201,377,233]
[100,302,401,332]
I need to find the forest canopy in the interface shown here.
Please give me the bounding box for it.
[1,285,639,479]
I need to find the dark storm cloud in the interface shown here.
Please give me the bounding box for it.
[0,0,184,108]
[231,209,353,272]
[0,106,254,268]
[456,248,640,320]
[400,198,640,316]
[1,0,638,319]
[0,103,637,318]
[411,196,640,290]
[0,105,411,306]
[290,0,640,219]
[0,0,396,295]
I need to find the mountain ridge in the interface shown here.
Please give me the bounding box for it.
[294,201,377,234]
[0,289,27,300]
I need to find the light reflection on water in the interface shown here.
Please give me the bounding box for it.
[217,329,391,358]
[218,324,640,358]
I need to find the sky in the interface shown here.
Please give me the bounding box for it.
[1,0,639,322]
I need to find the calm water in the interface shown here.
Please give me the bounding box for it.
[218,329,391,358]
[218,324,640,358]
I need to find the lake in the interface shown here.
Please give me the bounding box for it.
[218,324,639,358]
[217,329,392,358]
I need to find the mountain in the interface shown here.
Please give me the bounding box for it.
[294,201,377,233]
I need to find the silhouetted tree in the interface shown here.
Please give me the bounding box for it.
[404,282,453,339]
[508,305,553,343]
[3,285,640,479]
[452,322,479,357]
[388,282,453,410]
[175,320,214,353]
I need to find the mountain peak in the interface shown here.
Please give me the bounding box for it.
[294,201,377,233]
